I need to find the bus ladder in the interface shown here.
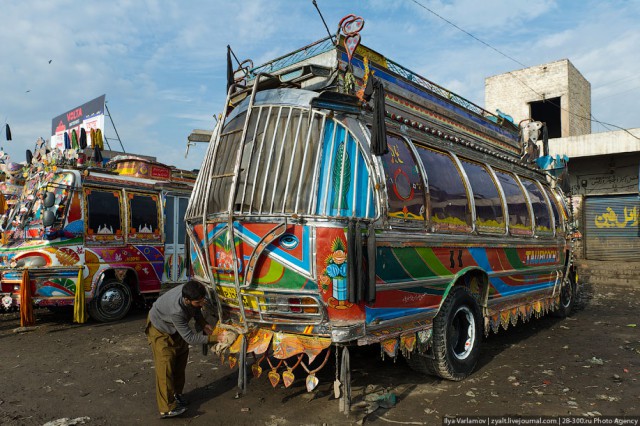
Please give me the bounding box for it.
[204,74,296,393]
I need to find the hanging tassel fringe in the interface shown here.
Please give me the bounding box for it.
[19,269,35,327]
[73,268,87,323]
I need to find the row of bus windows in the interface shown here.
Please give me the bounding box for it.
[382,133,565,236]
[84,188,162,244]
[205,106,564,235]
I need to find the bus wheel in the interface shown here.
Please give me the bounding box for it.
[88,279,132,322]
[409,286,482,381]
[553,270,577,318]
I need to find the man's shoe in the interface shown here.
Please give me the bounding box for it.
[160,405,187,419]
[174,393,189,406]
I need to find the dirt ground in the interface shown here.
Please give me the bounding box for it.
[1,281,639,426]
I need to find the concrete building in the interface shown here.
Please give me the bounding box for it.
[485,59,591,138]
[486,61,639,287]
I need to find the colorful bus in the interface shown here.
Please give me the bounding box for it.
[186,16,577,410]
[0,153,195,322]
[0,164,25,236]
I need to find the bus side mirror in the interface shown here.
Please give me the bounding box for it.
[43,191,56,208]
[43,210,56,227]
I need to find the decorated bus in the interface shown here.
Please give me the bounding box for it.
[187,15,577,410]
[0,150,195,323]
[0,160,25,235]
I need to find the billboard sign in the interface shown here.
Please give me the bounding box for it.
[51,94,106,150]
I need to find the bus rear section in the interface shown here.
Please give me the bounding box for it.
[186,22,575,410]
[186,89,380,388]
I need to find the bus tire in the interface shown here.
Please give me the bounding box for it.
[405,349,438,377]
[553,270,577,318]
[88,279,132,322]
[420,286,482,381]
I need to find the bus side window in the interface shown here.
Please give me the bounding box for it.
[127,192,162,242]
[416,146,471,233]
[316,120,375,218]
[379,134,426,222]
[544,186,564,234]
[494,171,533,236]
[521,178,553,235]
[85,188,123,244]
[459,158,506,234]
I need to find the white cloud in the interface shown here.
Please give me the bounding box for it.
[0,0,639,170]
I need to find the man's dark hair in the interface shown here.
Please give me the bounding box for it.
[182,280,207,301]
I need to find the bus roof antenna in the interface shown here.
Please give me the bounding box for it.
[312,0,336,45]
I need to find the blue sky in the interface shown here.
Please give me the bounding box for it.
[1,0,639,170]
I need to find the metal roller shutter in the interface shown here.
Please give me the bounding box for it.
[584,195,640,260]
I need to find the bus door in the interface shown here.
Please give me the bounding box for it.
[163,194,189,284]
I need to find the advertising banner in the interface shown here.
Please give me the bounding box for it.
[50,94,106,150]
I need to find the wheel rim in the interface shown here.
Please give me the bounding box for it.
[449,306,476,360]
[99,287,126,316]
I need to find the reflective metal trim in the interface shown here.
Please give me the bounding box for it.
[481,163,509,236]
[375,276,450,291]
[249,106,273,213]
[450,151,476,233]
[215,285,326,325]
[513,173,535,235]
[281,109,305,212]
[300,113,327,214]
[401,134,429,229]
[269,107,293,214]
[319,120,338,215]
[258,106,284,214]
[335,129,349,212]
[225,88,319,123]
[239,106,264,211]
[486,287,551,308]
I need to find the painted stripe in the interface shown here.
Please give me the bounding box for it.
[414,247,451,276]
[469,247,555,296]
[505,248,526,269]
[365,306,434,323]
[376,248,412,282]
[393,247,436,278]
[234,223,312,275]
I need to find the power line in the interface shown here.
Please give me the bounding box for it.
[408,0,640,140]
[593,72,640,91]
[408,0,528,68]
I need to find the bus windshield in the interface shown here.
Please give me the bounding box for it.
[206,98,375,219]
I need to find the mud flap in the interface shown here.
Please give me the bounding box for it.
[338,346,351,414]
[347,220,376,304]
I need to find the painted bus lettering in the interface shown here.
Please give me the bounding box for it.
[525,250,558,265]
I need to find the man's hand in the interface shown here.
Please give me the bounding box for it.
[203,324,214,335]
[213,329,239,355]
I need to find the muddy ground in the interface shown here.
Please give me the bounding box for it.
[0,281,639,426]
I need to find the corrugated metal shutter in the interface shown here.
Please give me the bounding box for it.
[584,195,640,260]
